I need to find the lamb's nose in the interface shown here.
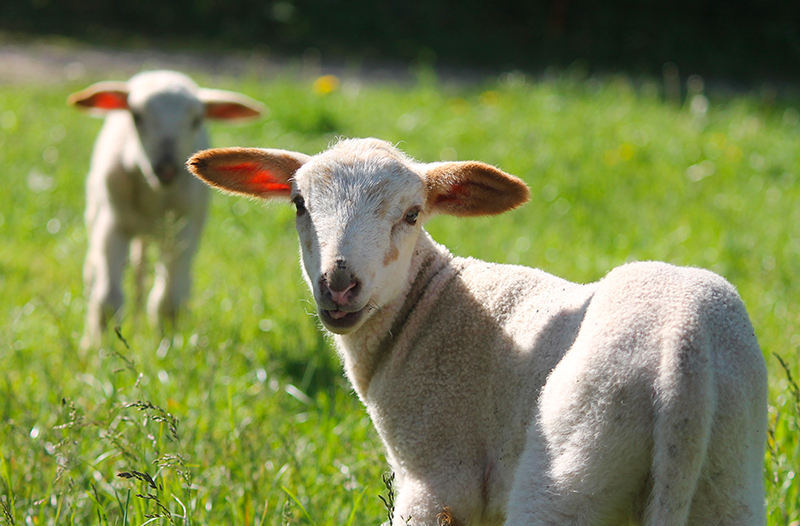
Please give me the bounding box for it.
[321,262,360,306]
[328,280,357,305]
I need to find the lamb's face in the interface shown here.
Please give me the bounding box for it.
[291,142,427,334]
[127,74,206,187]
[186,137,530,336]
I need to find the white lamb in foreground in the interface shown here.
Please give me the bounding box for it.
[187,138,767,526]
[69,70,263,348]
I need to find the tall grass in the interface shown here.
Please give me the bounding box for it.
[1,66,798,524]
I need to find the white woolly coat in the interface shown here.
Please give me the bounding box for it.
[345,232,766,525]
[187,138,767,526]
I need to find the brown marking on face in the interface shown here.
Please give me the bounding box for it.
[383,241,399,266]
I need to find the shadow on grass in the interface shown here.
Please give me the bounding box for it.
[277,331,343,400]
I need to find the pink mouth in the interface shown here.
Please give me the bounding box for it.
[319,307,365,332]
[327,310,350,320]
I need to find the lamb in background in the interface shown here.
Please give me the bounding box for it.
[69,70,263,348]
[187,138,767,526]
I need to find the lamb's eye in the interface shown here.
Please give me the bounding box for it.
[191,115,203,129]
[404,208,420,225]
[293,195,306,215]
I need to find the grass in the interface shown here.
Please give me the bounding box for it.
[1,64,799,524]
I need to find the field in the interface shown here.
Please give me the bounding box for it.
[1,65,799,524]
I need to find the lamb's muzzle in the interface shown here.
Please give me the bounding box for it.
[318,263,365,330]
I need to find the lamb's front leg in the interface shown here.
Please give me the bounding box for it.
[392,482,452,526]
[389,471,481,526]
[147,214,203,330]
[83,213,129,348]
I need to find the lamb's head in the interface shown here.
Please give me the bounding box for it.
[69,70,263,188]
[187,138,530,334]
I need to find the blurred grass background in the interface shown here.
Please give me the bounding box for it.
[1,67,799,524]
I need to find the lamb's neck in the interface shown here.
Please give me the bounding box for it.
[335,231,455,399]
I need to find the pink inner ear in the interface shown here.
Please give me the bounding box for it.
[92,92,128,110]
[434,183,467,205]
[220,162,291,193]
[206,103,259,120]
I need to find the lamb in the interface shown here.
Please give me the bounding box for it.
[69,70,264,348]
[187,138,767,526]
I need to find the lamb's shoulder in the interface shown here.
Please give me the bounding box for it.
[419,257,597,363]
[453,257,581,309]
[452,256,593,321]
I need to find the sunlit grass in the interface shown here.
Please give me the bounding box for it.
[1,67,799,524]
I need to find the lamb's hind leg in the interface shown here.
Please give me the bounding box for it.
[644,334,716,526]
[684,454,766,526]
[682,362,766,526]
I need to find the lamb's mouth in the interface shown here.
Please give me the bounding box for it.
[319,306,366,333]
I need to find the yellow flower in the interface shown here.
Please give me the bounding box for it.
[313,75,339,95]
[618,143,635,161]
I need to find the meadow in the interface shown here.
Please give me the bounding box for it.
[1,64,799,525]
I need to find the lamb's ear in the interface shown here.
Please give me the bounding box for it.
[424,161,531,216]
[67,81,130,114]
[186,147,310,199]
[198,88,265,121]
